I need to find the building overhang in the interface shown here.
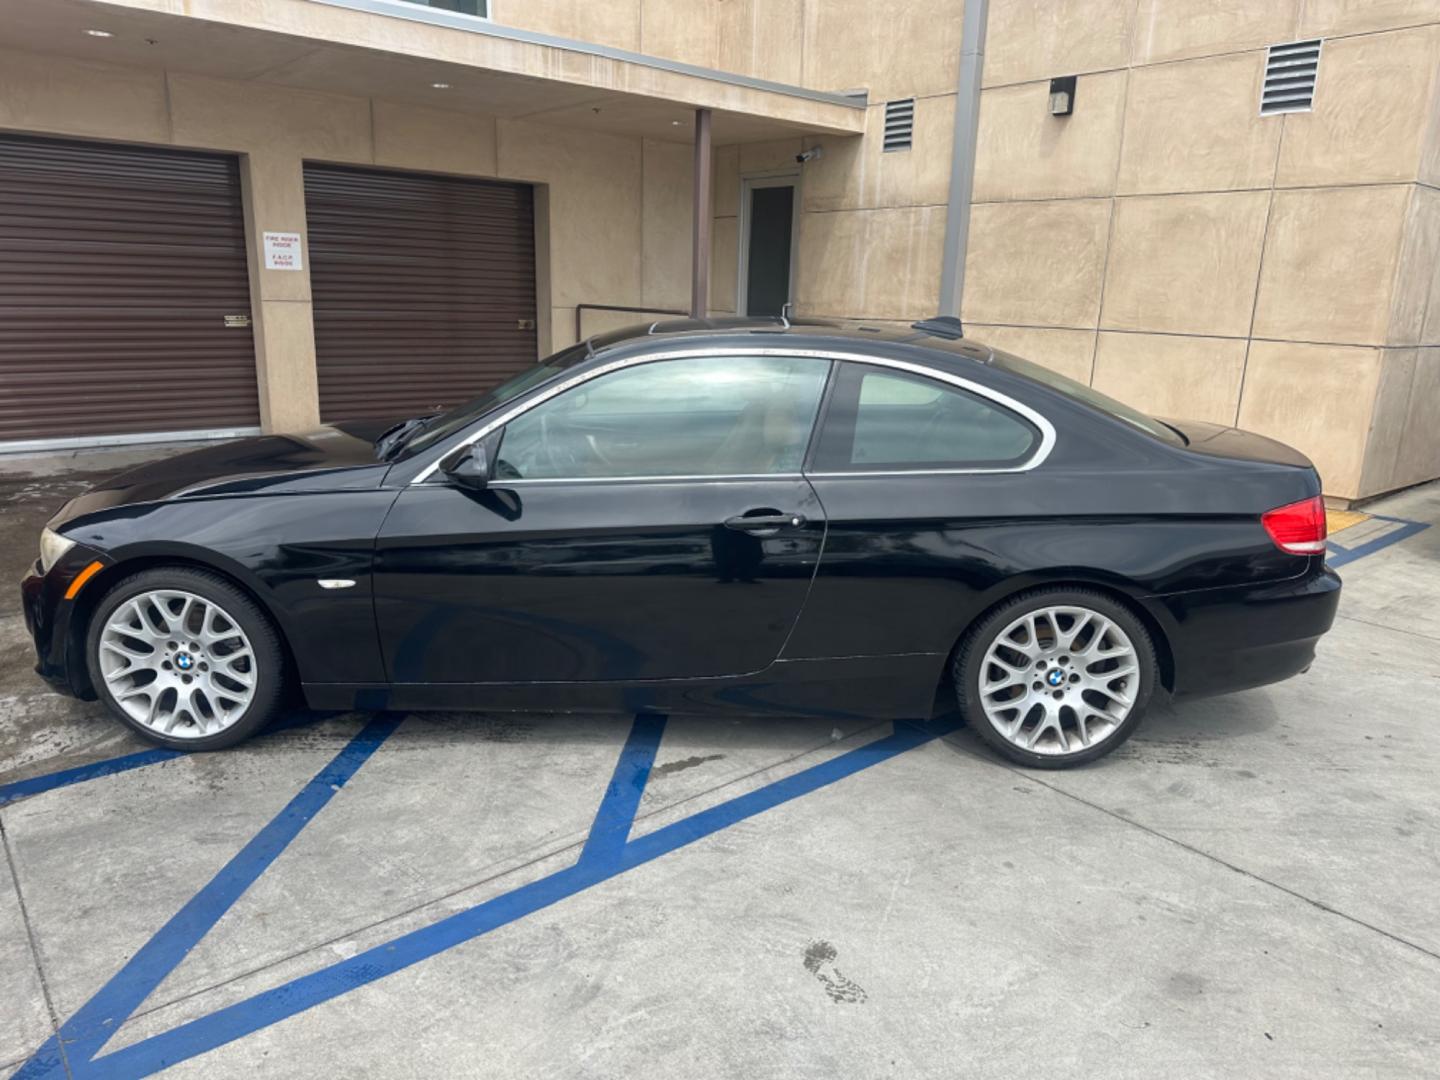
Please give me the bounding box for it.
[0,0,869,145]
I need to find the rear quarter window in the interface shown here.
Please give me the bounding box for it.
[812,364,1039,471]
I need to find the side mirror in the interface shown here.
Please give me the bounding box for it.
[440,431,500,491]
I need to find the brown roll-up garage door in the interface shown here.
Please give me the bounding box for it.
[304,164,539,423]
[0,134,259,444]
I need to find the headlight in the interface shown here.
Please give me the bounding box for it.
[39,528,76,574]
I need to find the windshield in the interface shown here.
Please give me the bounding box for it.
[397,342,592,458]
[987,347,1184,444]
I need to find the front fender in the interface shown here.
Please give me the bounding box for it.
[60,491,397,685]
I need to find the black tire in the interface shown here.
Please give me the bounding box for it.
[85,566,287,751]
[954,586,1158,769]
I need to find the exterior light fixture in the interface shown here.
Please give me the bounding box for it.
[1048,75,1076,117]
[85,28,114,37]
[431,81,450,89]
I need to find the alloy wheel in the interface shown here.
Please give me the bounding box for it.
[97,589,258,739]
[977,604,1140,758]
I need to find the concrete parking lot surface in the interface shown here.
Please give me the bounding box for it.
[2,450,1438,1078]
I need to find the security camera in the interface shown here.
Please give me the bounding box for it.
[795,146,824,164]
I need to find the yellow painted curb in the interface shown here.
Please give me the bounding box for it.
[1326,509,1370,535]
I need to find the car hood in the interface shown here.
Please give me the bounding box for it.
[50,419,397,528]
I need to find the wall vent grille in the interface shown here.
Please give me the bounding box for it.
[883,99,915,151]
[1261,40,1322,115]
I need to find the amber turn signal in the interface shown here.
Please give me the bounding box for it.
[64,560,105,600]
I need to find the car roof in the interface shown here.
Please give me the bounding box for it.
[585,315,995,366]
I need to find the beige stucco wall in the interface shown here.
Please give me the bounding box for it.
[958,5,1440,501]
[0,44,695,433]
[2,0,1438,501]
[659,0,1440,501]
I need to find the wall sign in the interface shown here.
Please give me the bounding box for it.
[263,231,303,271]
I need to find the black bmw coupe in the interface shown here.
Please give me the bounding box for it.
[22,318,1339,767]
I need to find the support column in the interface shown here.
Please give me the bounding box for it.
[238,150,321,433]
[691,108,713,319]
[938,0,989,318]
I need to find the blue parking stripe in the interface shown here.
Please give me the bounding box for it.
[577,712,666,869]
[1326,515,1429,569]
[12,714,401,1079]
[0,713,335,810]
[76,716,956,1078]
[0,748,182,809]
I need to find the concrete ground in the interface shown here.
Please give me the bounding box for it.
[1,446,1438,1079]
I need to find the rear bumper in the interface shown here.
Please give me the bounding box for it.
[1158,562,1341,698]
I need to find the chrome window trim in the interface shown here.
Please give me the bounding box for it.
[410,347,1056,485]
[492,474,805,487]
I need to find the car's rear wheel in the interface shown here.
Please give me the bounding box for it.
[955,588,1157,768]
[86,567,286,750]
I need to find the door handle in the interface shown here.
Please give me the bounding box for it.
[724,512,807,532]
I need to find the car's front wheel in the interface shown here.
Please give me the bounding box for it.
[955,587,1157,768]
[86,567,286,750]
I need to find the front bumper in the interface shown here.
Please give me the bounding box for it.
[1159,562,1341,698]
[20,549,110,699]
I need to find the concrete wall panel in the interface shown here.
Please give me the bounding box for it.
[718,0,806,85]
[1131,0,1301,65]
[1092,332,1247,427]
[640,0,722,69]
[497,119,643,311]
[1237,341,1383,499]
[1360,347,1420,495]
[372,101,499,177]
[1116,52,1280,195]
[804,96,954,212]
[1301,0,1440,38]
[484,0,642,50]
[0,47,169,145]
[802,0,962,99]
[1392,184,1440,347]
[797,206,945,320]
[969,325,1097,384]
[975,72,1127,202]
[1254,185,1411,347]
[713,144,741,217]
[642,139,695,311]
[1101,192,1269,338]
[983,0,1135,88]
[1277,27,1440,188]
[960,199,1112,328]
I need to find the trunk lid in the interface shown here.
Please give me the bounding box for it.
[1160,418,1315,469]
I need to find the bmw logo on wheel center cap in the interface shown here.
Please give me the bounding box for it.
[175,652,194,671]
[1046,668,1064,687]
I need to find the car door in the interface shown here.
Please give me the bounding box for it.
[373,351,831,684]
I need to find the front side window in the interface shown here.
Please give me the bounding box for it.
[811,364,1038,472]
[497,355,830,480]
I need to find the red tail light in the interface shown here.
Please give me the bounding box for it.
[1262,495,1327,555]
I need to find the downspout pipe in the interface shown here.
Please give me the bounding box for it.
[937,0,989,319]
[691,108,713,318]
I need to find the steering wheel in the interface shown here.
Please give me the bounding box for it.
[583,433,619,469]
[538,412,583,476]
[540,414,622,477]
